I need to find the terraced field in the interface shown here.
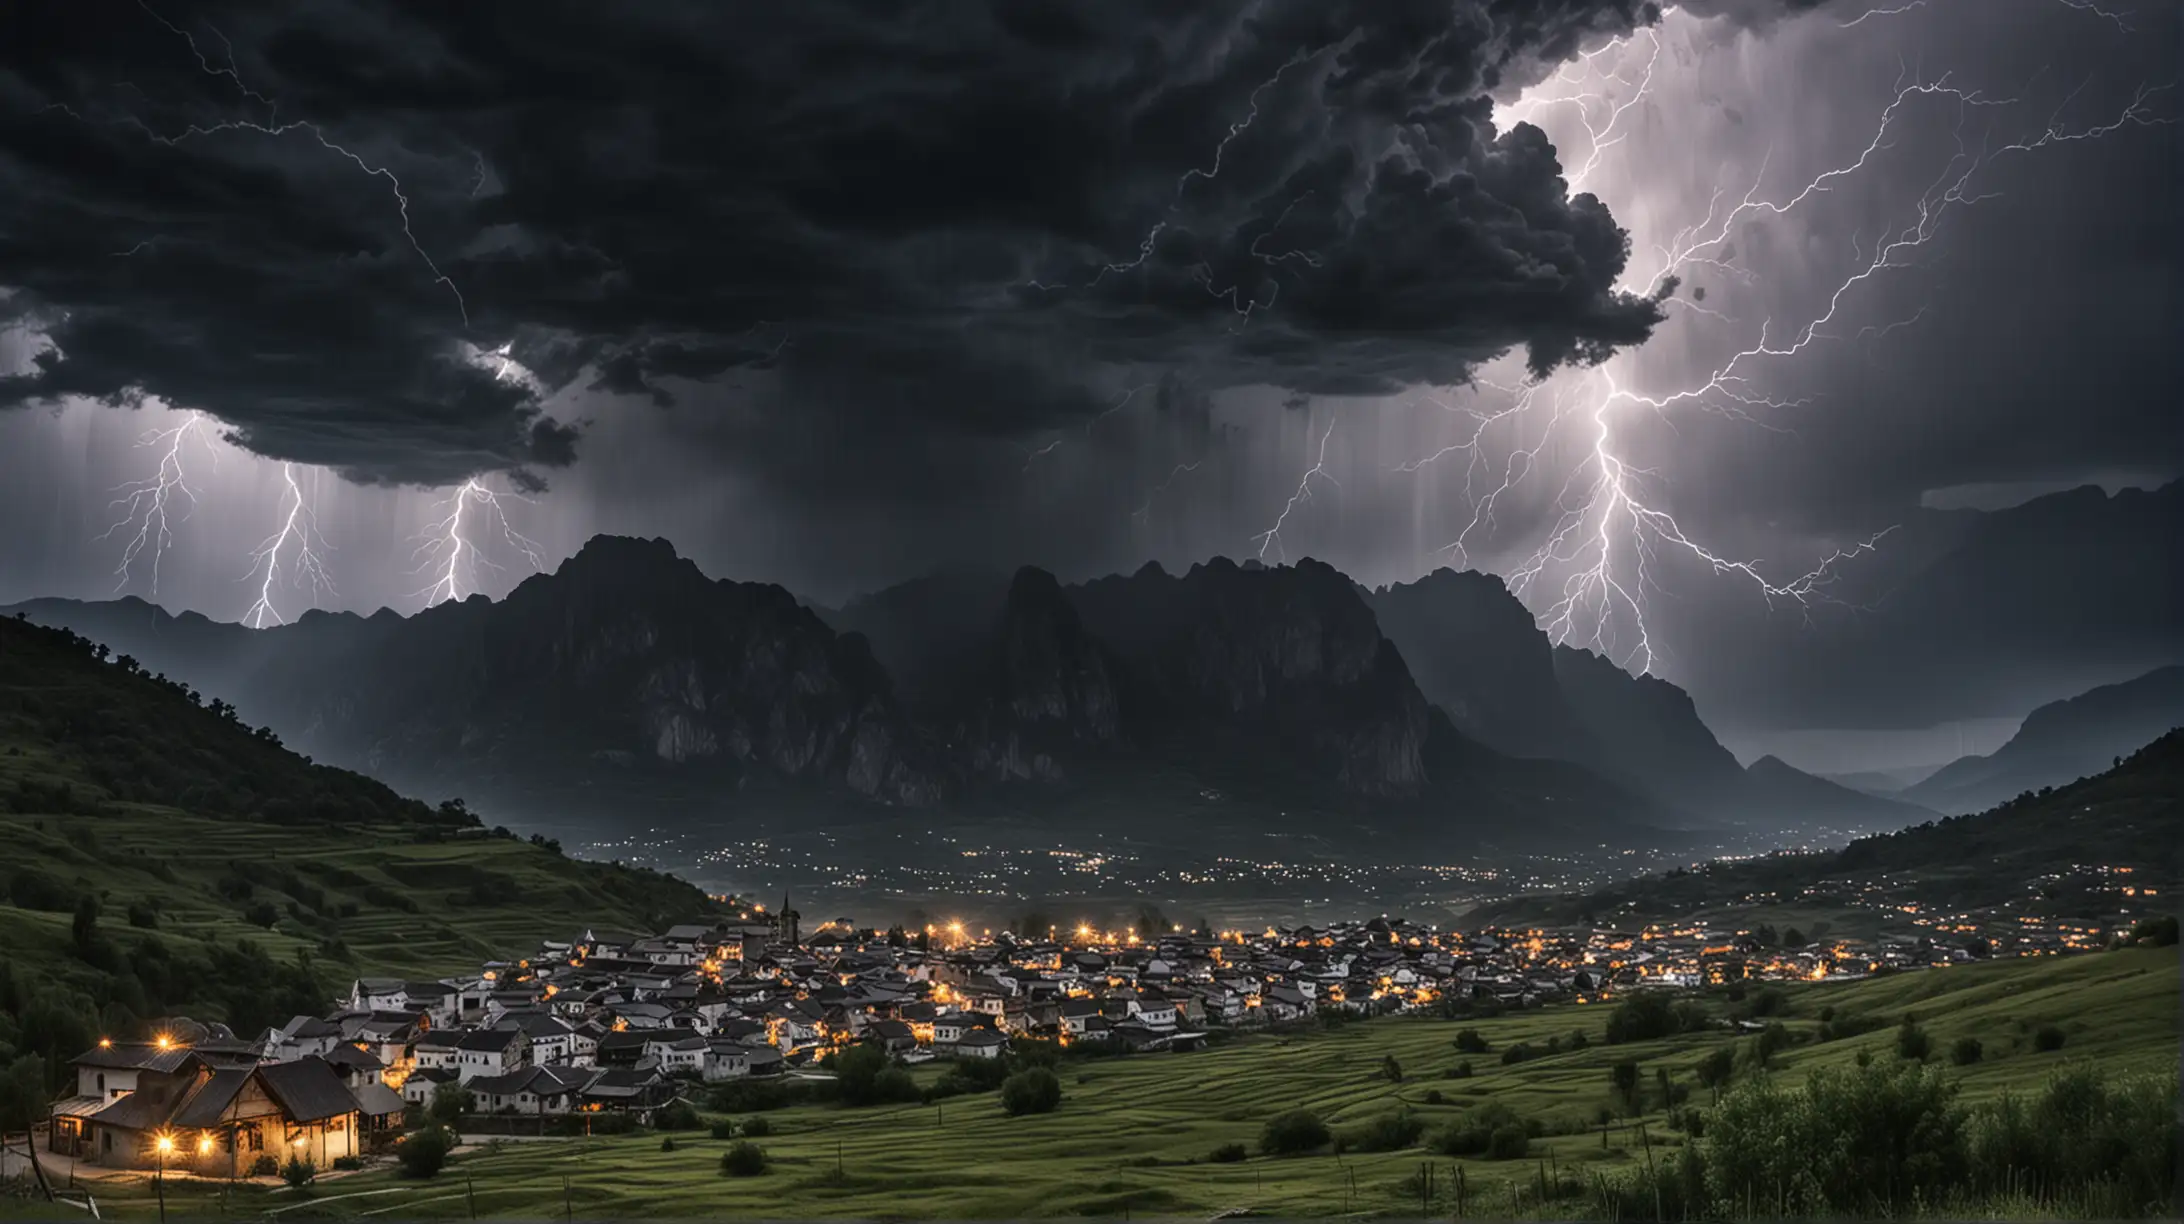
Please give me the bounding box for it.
[17,949,2171,1221]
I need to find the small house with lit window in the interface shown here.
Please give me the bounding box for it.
[48,1043,365,1173]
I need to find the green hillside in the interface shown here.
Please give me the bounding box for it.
[13,948,2173,1220]
[1469,729,2181,933]
[0,613,718,1072]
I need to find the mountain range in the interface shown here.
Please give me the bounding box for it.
[6,537,1927,852]
[1896,665,2184,815]
[1681,481,2182,732]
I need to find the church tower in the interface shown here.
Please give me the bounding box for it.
[779,892,801,948]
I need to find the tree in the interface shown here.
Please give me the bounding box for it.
[1381,1054,1404,1083]
[1611,1061,1642,1114]
[2032,1025,2066,1053]
[428,1081,474,1126]
[281,1156,316,1189]
[1000,1068,1062,1116]
[1897,1013,1931,1062]
[1605,992,1682,1043]
[720,1141,769,1177]
[396,1127,453,1179]
[1695,1046,1737,1103]
[1950,1036,1983,1066]
[1782,927,1806,948]
[1453,1028,1490,1054]
[71,895,100,951]
[1260,1109,1331,1155]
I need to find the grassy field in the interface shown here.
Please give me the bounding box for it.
[13,948,2172,1221]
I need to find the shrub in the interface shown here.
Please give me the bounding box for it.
[249,1154,281,1177]
[1430,1102,1524,1157]
[1499,1042,1536,1066]
[1897,1014,1932,1061]
[1950,1036,1983,1066]
[653,1098,701,1131]
[1260,1109,1331,1155]
[709,1120,735,1140]
[1703,1060,1968,1216]
[1567,1029,1590,1051]
[2126,914,2178,946]
[719,1141,768,1177]
[330,1155,362,1172]
[396,1127,453,1179]
[1487,1123,1530,1161]
[1448,1061,1473,1079]
[1350,1109,1426,1153]
[1453,1028,1490,1054]
[740,1115,772,1137]
[281,1157,316,1189]
[1208,1141,1248,1164]
[1381,1054,1404,1082]
[660,1136,677,1152]
[1000,1068,1062,1117]
[2032,1025,2066,1053]
[1423,1089,1444,1105]
[126,900,159,930]
[1605,992,1682,1044]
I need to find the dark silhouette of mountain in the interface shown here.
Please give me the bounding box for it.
[1814,765,1946,797]
[1365,570,1928,832]
[1900,666,2184,815]
[1468,728,2184,927]
[1742,755,1934,831]
[1687,482,2183,732]
[6,541,1676,848]
[1363,569,1586,759]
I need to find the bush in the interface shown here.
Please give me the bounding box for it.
[1381,1054,1404,1082]
[709,1120,735,1140]
[719,1141,768,1177]
[330,1155,362,1171]
[1453,1028,1490,1054]
[1448,1061,1473,1079]
[1430,1102,1524,1157]
[1499,1042,1536,1066]
[281,1156,316,1189]
[1605,992,1682,1044]
[1000,1067,1063,1117]
[1950,1036,1983,1066]
[249,1154,281,1177]
[127,900,159,930]
[396,1127,453,1179]
[740,1115,772,1137]
[1567,1028,1590,1051]
[1260,1109,1331,1155]
[1350,1109,1426,1153]
[1487,1123,1530,1160]
[2032,1025,2066,1053]
[2126,914,2178,946]
[653,1098,701,1130]
[1208,1141,1248,1163]
[1423,1089,1444,1105]
[1897,1014,1932,1061]
[1703,1060,1967,1216]
[660,1136,677,1152]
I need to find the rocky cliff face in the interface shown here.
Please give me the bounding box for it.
[1367,569,1589,760]
[1550,644,1748,809]
[1072,558,1433,796]
[227,536,944,804]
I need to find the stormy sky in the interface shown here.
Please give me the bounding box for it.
[2,0,2177,764]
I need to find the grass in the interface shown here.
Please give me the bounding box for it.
[11,948,2171,1221]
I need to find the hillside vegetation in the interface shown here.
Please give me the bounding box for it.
[1471,729,2181,929]
[0,613,716,1093]
[21,948,2175,1220]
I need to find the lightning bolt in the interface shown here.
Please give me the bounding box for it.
[410,479,546,608]
[1383,4,2174,674]
[1251,420,1337,562]
[241,462,335,628]
[1131,461,1204,526]
[45,3,471,325]
[98,411,215,598]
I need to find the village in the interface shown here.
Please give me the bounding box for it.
[37,895,2025,1178]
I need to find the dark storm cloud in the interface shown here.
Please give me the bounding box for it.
[0,0,1719,487]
